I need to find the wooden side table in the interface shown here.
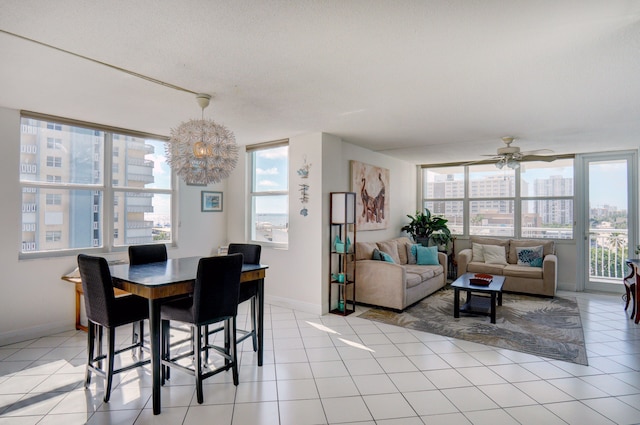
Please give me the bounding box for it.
[61,275,130,332]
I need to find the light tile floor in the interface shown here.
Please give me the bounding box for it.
[1,290,640,424]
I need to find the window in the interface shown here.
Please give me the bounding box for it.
[45,193,62,205]
[46,138,62,149]
[421,158,574,239]
[248,141,289,246]
[46,156,62,168]
[19,114,173,256]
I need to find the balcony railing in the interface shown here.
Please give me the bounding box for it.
[589,229,629,281]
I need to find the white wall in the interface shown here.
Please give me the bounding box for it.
[225,132,418,314]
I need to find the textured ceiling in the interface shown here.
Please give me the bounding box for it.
[1,0,639,164]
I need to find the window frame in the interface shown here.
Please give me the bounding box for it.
[420,156,575,240]
[19,111,176,259]
[247,140,289,248]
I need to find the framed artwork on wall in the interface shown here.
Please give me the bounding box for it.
[350,160,389,230]
[201,191,223,212]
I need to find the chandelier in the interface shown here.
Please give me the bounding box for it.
[166,94,239,185]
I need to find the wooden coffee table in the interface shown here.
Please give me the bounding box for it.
[451,273,505,324]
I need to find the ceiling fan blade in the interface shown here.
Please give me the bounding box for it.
[519,148,554,156]
[521,155,557,162]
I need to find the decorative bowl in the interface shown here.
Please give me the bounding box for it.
[469,278,492,286]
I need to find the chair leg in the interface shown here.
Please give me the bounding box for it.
[224,321,231,366]
[195,325,204,404]
[104,328,115,403]
[204,325,209,364]
[230,318,239,386]
[138,320,145,357]
[624,283,631,310]
[631,283,636,320]
[250,296,258,352]
[97,326,103,370]
[85,322,95,387]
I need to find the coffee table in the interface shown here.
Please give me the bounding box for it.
[451,273,505,324]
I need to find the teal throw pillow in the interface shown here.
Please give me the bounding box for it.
[372,248,395,263]
[416,245,439,265]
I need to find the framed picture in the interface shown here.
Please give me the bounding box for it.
[201,191,223,212]
[350,160,389,230]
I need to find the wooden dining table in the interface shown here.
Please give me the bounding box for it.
[109,256,268,415]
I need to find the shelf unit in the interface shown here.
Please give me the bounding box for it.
[329,192,356,315]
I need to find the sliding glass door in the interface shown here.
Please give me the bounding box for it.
[578,152,637,293]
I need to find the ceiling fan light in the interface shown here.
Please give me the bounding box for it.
[495,160,505,169]
[507,158,520,169]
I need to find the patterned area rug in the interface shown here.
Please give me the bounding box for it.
[358,288,588,365]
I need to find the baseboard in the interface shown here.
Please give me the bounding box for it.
[264,294,323,316]
[0,319,73,347]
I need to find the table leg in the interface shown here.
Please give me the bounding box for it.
[257,278,264,366]
[490,292,496,324]
[454,288,460,318]
[148,299,161,415]
[498,291,503,306]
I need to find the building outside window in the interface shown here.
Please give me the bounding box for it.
[19,114,173,256]
[248,141,289,246]
[421,158,574,239]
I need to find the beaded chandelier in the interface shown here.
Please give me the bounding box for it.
[166,94,238,185]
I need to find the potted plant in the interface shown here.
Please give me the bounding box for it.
[401,208,452,250]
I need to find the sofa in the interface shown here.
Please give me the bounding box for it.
[354,237,447,311]
[457,236,557,297]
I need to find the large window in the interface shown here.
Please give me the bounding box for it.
[422,158,574,239]
[248,141,289,246]
[19,114,173,256]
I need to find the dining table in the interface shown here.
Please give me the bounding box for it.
[109,256,268,415]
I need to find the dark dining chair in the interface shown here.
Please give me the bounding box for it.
[77,254,150,402]
[128,243,168,265]
[624,260,636,319]
[206,243,261,354]
[160,253,244,404]
[127,244,168,351]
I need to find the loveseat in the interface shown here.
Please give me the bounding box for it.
[355,237,447,311]
[457,236,557,297]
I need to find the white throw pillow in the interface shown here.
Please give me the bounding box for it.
[472,243,485,262]
[482,244,508,265]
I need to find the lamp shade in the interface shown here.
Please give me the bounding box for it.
[331,192,356,224]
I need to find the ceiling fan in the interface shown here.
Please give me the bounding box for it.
[482,137,557,169]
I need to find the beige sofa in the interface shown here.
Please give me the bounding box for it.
[355,237,447,311]
[457,236,557,297]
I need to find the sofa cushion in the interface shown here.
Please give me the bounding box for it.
[467,262,507,275]
[404,264,438,281]
[377,240,401,264]
[470,236,509,250]
[405,271,424,288]
[516,245,544,267]
[509,239,555,264]
[483,244,508,265]
[504,264,544,279]
[392,237,412,265]
[416,245,439,265]
[355,241,377,261]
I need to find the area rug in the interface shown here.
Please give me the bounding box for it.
[358,288,588,365]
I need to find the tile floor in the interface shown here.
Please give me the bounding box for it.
[1,290,640,424]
